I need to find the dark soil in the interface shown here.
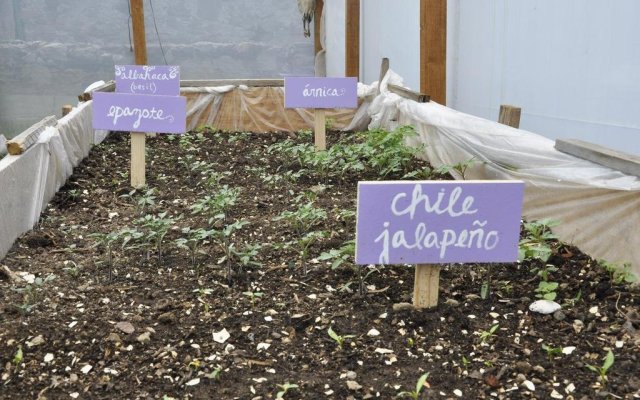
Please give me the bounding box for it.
[1,130,639,400]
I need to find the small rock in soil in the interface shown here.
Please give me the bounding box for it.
[158,312,176,324]
[106,333,122,343]
[26,335,45,348]
[553,310,566,321]
[137,332,151,344]
[346,380,362,391]
[115,321,135,334]
[392,303,414,312]
[515,361,532,374]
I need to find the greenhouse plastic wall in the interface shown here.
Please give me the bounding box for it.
[0,0,315,137]
[324,0,640,155]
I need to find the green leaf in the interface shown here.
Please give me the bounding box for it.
[13,346,23,366]
[602,350,614,372]
[416,372,430,393]
[327,326,340,342]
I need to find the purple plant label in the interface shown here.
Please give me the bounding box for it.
[115,65,180,96]
[355,181,525,265]
[284,77,358,109]
[92,92,186,134]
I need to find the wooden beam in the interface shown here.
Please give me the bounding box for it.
[130,0,147,65]
[345,0,360,79]
[555,139,640,178]
[314,0,324,55]
[6,116,57,155]
[498,105,521,128]
[62,105,73,117]
[420,0,446,104]
[378,57,390,92]
[388,84,430,103]
[180,79,284,88]
[129,0,147,188]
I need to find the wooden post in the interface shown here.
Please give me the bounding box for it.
[378,57,390,92]
[498,105,521,128]
[413,264,440,308]
[345,0,360,79]
[420,0,447,104]
[130,0,148,188]
[314,0,324,55]
[62,105,73,116]
[314,109,326,151]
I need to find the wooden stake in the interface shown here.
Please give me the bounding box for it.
[345,0,360,79]
[62,105,73,116]
[498,105,522,128]
[314,0,324,55]
[413,264,440,308]
[378,57,390,92]
[130,132,146,188]
[420,0,447,104]
[129,0,148,188]
[314,109,326,151]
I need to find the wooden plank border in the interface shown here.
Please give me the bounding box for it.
[555,139,640,177]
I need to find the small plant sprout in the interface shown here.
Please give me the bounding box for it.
[275,383,299,399]
[541,343,563,360]
[398,372,430,399]
[12,273,57,314]
[478,324,499,344]
[13,346,23,366]
[586,349,615,385]
[242,290,264,308]
[599,260,637,284]
[327,326,355,350]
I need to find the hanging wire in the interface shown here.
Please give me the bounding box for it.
[148,0,168,65]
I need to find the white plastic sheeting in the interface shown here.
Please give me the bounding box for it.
[370,70,640,276]
[0,101,101,260]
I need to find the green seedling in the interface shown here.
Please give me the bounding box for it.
[398,372,430,399]
[89,230,121,278]
[13,346,23,366]
[518,219,560,263]
[275,383,299,399]
[12,274,57,314]
[586,350,615,385]
[327,326,355,350]
[478,324,499,344]
[436,158,476,180]
[205,366,222,380]
[599,260,637,285]
[318,240,355,270]
[134,212,178,263]
[175,227,216,267]
[535,280,559,301]
[273,201,326,235]
[541,343,563,360]
[242,291,264,308]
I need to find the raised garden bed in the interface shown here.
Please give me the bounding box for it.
[0,128,638,399]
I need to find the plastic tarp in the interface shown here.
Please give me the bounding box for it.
[371,70,640,276]
[182,84,376,133]
[0,101,100,260]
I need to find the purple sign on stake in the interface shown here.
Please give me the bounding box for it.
[285,77,358,109]
[115,65,180,96]
[355,181,525,265]
[92,92,186,134]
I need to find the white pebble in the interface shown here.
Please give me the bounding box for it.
[367,328,380,337]
[44,353,54,363]
[453,389,463,397]
[81,364,92,374]
[185,378,200,386]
